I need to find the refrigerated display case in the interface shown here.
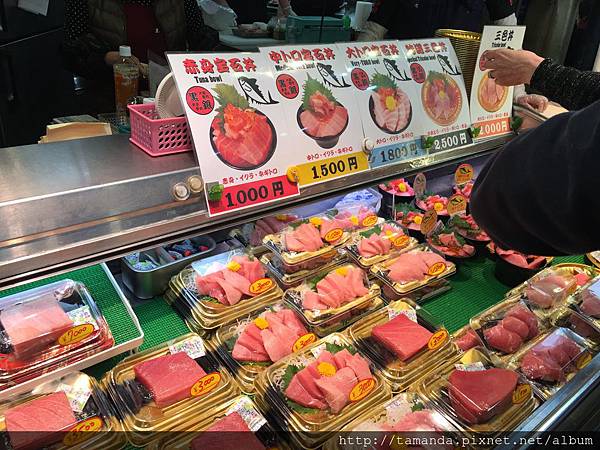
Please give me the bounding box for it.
[1,132,599,447]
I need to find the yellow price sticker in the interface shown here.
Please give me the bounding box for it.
[361,215,378,227]
[295,152,370,186]
[427,262,447,277]
[576,353,592,370]
[512,384,532,404]
[427,329,448,350]
[58,324,95,346]
[349,377,376,402]
[454,163,474,185]
[191,372,221,397]
[392,235,410,248]
[63,416,104,446]
[324,228,344,243]
[292,333,317,352]
[249,278,274,295]
[447,194,467,216]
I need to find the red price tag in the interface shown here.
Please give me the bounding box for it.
[351,68,370,90]
[475,117,511,138]
[410,63,426,83]
[276,74,299,99]
[208,175,299,215]
[186,86,214,115]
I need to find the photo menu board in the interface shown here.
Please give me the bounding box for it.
[400,38,473,153]
[259,43,370,186]
[470,26,526,139]
[167,52,300,216]
[338,41,426,169]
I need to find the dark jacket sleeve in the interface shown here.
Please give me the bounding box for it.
[471,99,600,256]
[485,0,515,20]
[530,59,600,110]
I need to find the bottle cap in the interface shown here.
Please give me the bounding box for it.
[119,45,132,57]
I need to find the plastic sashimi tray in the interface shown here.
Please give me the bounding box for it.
[0,264,143,401]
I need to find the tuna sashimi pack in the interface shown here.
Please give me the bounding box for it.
[0,280,114,391]
[102,333,237,447]
[0,371,124,450]
[569,274,600,329]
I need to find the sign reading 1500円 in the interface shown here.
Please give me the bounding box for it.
[259,44,369,186]
[339,41,426,168]
[167,52,300,216]
[400,38,472,153]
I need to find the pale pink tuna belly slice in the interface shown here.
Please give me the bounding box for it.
[285,373,328,409]
[315,367,357,413]
[501,316,529,340]
[484,324,523,353]
[215,278,243,306]
[505,305,539,339]
[302,291,329,310]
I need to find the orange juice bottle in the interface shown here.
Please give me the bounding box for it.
[114,45,139,120]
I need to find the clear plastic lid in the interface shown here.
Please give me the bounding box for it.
[263,216,351,265]
[234,213,299,250]
[0,280,113,383]
[508,327,593,400]
[550,308,600,351]
[570,275,600,325]
[283,264,382,327]
[255,333,390,439]
[260,251,346,288]
[470,298,543,360]
[370,245,456,296]
[453,325,484,353]
[103,334,237,445]
[416,348,538,438]
[346,220,419,268]
[0,371,122,450]
[152,395,280,450]
[325,204,381,231]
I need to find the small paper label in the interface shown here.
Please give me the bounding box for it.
[169,336,206,359]
[58,324,95,346]
[349,378,376,402]
[249,278,274,295]
[191,372,221,397]
[454,362,486,371]
[67,306,99,329]
[292,333,317,352]
[324,228,344,243]
[576,353,592,370]
[226,397,267,432]
[427,329,449,350]
[454,163,474,185]
[420,210,438,235]
[387,304,417,322]
[447,194,467,216]
[512,384,532,404]
[362,215,378,227]
[63,417,103,446]
[413,173,426,198]
[58,383,93,414]
[310,343,326,358]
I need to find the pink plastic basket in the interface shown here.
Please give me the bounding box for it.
[128,103,192,156]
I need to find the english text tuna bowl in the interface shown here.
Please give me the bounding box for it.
[368,93,412,135]
[296,102,349,150]
[209,109,277,171]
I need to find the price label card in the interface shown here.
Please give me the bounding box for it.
[259,44,369,186]
[413,172,426,198]
[470,26,526,139]
[338,41,425,168]
[167,52,300,216]
[400,39,472,152]
[447,194,467,216]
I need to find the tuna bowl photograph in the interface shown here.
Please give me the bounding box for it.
[421,71,462,127]
[210,84,277,171]
[368,73,412,135]
[478,71,508,113]
[297,75,349,149]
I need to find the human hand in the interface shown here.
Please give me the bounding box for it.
[481,49,545,86]
[516,94,549,113]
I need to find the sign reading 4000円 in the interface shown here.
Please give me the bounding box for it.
[259,44,369,186]
[167,52,300,216]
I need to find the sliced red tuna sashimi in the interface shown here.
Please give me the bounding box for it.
[285,373,328,409]
[1,295,74,359]
[320,219,344,240]
[284,223,324,253]
[301,104,348,138]
[372,314,433,361]
[448,368,519,424]
[501,316,530,340]
[303,291,329,310]
[484,324,523,354]
[297,364,327,401]
[5,391,77,450]
[521,334,582,382]
[134,352,207,408]
[580,290,600,318]
[505,305,539,339]
[521,350,564,382]
[232,256,266,284]
[232,323,270,362]
[222,270,252,296]
[346,353,372,381]
[215,278,243,306]
[279,309,308,336]
[333,348,354,369]
[261,328,296,362]
[455,329,482,352]
[190,411,266,450]
[387,252,446,284]
[315,367,358,413]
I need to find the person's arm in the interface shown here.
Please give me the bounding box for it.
[486,0,517,24]
[530,59,600,110]
[183,0,219,51]
[471,100,600,256]
[62,0,113,79]
[357,0,395,40]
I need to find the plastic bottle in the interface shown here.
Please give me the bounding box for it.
[114,45,139,120]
